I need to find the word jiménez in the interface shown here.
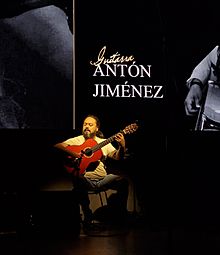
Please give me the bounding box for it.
[89,46,164,99]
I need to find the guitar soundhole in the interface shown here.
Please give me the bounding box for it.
[84,148,93,157]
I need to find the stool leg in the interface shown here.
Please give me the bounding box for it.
[98,192,104,207]
[104,191,108,205]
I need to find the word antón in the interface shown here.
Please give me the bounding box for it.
[92,62,151,78]
[93,83,163,98]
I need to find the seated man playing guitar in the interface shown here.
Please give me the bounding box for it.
[54,114,137,231]
[184,45,220,129]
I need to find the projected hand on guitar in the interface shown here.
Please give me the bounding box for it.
[65,122,138,175]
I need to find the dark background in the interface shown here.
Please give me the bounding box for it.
[75,0,220,131]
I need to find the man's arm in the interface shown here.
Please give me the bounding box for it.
[186,46,219,89]
[184,46,219,116]
[54,142,81,159]
[108,133,126,160]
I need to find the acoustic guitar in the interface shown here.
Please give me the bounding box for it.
[64,122,138,175]
[195,80,220,131]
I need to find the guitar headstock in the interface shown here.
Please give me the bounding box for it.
[123,122,139,135]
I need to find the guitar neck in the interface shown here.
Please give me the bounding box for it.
[92,131,124,153]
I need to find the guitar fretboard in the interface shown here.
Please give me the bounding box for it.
[91,131,124,153]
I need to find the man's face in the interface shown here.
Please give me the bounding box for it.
[82,117,98,139]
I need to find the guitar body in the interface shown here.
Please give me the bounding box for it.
[63,122,138,175]
[65,138,103,175]
[196,81,220,130]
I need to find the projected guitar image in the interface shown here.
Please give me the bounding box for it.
[195,80,220,130]
[64,122,138,175]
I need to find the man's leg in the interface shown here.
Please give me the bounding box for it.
[72,176,93,224]
[97,174,129,217]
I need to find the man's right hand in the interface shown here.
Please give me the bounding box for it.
[184,84,203,116]
[70,151,82,159]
